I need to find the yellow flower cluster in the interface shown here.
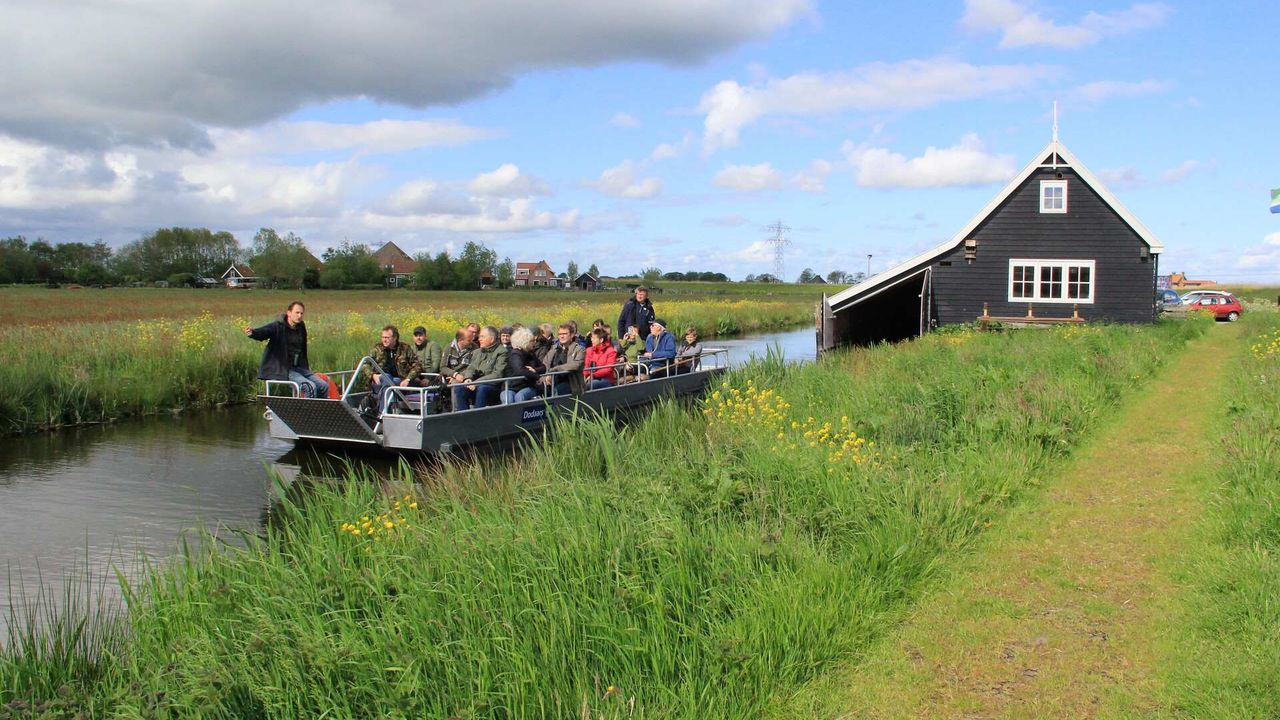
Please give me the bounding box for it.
[131,318,172,346]
[178,310,218,353]
[702,380,881,470]
[1251,327,1280,360]
[339,495,419,540]
[344,311,370,339]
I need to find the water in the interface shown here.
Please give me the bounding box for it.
[0,326,815,637]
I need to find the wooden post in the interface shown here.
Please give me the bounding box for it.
[1026,303,1034,319]
[981,302,990,319]
[1072,304,1080,320]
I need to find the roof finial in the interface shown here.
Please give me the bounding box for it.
[1052,100,1059,143]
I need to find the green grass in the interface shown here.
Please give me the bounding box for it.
[1163,311,1280,717]
[0,287,818,435]
[1,319,1208,718]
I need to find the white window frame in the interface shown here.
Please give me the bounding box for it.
[1007,259,1095,304]
[1040,180,1067,214]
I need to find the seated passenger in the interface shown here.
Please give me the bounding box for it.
[641,318,676,378]
[500,325,514,350]
[364,325,423,414]
[450,326,507,411]
[443,328,474,374]
[674,326,702,374]
[540,323,585,397]
[583,328,618,390]
[411,325,443,379]
[501,327,545,404]
[617,325,643,381]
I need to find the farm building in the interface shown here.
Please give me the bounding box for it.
[220,262,257,288]
[573,272,603,291]
[515,260,556,287]
[373,242,416,287]
[818,137,1164,349]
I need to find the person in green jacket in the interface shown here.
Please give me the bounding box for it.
[450,326,508,410]
[410,325,443,378]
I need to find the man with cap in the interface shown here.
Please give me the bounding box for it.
[410,325,443,378]
[641,317,676,377]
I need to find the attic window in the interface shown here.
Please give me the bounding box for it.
[1040,180,1067,213]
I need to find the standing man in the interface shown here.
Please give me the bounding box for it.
[245,301,327,398]
[364,325,422,413]
[617,286,656,342]
[410,325,443,377]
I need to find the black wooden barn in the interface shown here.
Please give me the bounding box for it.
[818,139,1164,349]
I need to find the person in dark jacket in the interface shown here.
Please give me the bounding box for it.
[244,301,327,398]
[617,286,656,341]
[540,323,586,396]
[451,326,507,410]
[501,327,544,404]
[674,326,702,374]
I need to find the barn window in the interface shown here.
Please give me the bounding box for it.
[1008,259,1094,303]
[1040,180,1067,213]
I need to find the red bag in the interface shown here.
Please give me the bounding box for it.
[314,372,341,399]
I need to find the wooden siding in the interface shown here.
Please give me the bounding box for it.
[929,166,1156,325]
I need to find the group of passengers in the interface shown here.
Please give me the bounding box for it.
[247,288,704,416]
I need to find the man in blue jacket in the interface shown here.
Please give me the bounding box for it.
[617,286,655,341]
[244,301,328,398]
[641,317,676,377]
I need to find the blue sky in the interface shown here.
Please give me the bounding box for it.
[1,0,1277,281]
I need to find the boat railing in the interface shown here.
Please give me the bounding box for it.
[263,366,364,399]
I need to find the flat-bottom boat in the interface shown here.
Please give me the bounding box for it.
[260,351,727,453]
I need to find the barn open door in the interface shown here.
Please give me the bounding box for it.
[918,268,933,336]
[817,294,836,354]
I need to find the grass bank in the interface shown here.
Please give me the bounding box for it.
[1,318,1207,717]
[1161,312,1280,716]
[0,287,818,435]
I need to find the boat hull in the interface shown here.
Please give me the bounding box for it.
[261,367,724,453]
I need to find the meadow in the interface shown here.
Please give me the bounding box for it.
[1,316,1211,717]
[0,284,823,435]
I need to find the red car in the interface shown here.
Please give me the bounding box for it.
[1183,292,1242,322]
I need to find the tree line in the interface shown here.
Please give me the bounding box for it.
[1,226,862,289]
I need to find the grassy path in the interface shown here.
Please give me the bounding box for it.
[782,324,1240,719]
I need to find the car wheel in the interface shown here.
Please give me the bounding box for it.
[1227,311,1240,322]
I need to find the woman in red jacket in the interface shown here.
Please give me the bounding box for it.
[583,328,619,390]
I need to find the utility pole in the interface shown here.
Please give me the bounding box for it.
[867,254,872,278]
[766,219,791,281]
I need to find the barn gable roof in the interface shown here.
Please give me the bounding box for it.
[827,140,1164,312]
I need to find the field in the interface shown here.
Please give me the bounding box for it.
[1,316,1218,717]
[0,284,824,435]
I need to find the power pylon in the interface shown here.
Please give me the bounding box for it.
[766,219,791,280]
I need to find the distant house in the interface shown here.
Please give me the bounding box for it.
[515,260,556,287]
[805,275,828,284]
[573,272,602,291]
[1169,272,1216,289]
[479,271,494,289]
[373,241,416,287]
[220,262,257,288]
[819,135,1164,349]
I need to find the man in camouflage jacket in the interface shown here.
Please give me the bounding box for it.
[363,325,423,413]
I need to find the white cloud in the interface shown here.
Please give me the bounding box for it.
[2,0,810,151]
[364,199,579,234]
[590,160,663,198]
[0,136,141,209]
[182,157,372,217]
[650,133,694,161]
[727,239,777,263]
[703,214,750,227]
[713,163,783,191]
[962,0,1170,49]
[210,119,501,156]
[1070,79,1168,103]
[842,133,1015,188]
[610,112,640,128]
[1098,159,1199,189]
[1239,232,1280,269]
[1160,159,1199,183]
[791,159,833,193]
[468,164,550,198]
[698,58,1051,153]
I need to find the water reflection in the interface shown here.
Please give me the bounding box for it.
[0,326,816,637]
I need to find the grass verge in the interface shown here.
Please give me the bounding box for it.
[2,318,1207,718]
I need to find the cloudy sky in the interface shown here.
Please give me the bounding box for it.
[2,0,1276,281]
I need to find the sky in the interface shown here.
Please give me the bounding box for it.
[1,0,1278,282]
